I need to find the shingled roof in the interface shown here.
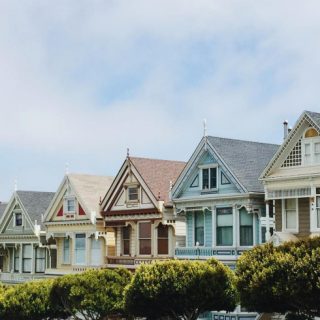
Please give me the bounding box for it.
[130,157,186,204]
[67,174,114,217]
[16,191,55,229]
[208,136,279,193]
[0,203,7,220]
[305,110,320,128]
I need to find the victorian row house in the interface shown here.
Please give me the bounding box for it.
[101,156,186,269]
[261,110,320,243]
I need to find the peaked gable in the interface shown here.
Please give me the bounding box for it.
[172,136,279,198]
[261,110,320,179]
[0,191,54,235]
[45,174,113,223]
[101,157,185,214]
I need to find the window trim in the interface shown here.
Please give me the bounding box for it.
[199,164,218,191]
[282,198,299,233]
[157,223,169,255]
[122,226,131,256]
[63,237,71,264]
[194,211,205,246]
[138,221,152,256]
[301,135,320,166]
[64,196,76,214]
[14,212,23,227]
[239,209,254,247]
[216,207,233,247]
[74,233,86,265]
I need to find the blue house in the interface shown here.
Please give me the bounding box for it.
[171,135,279,269]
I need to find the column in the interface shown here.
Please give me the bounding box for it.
[265,201,271,241]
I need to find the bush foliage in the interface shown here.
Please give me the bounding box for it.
[236,237,320,318]
[124,258,237,320]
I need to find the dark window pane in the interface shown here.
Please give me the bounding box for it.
[158,239,168,254]
[210,168,217,188]
[240,226,253,246]
[139,239,151,254]
[139,222,151,238]
[128,187,139,201]
[123,226,130,240]
[15,213,22,226]
[217,226,233,246]
[158,224,168,238]
[202,169,209,189]
[123,240,130,255]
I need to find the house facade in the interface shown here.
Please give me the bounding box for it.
[44,174,114,275]
[260,111,320,244]
[172,136,279,268]
[0,191,54,283]
[100,156,186,269]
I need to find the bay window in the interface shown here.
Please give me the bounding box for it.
[284,198,298,231]
[239,209,253,246]
[14,248,20,272]
[194,211,204,246]
[35,247,46,272]
[91,239,101,266]
[139,222,151,255]
[75,234,86,265]
[23,244,32,273]
[63,238,70,264]
[122,226,131,255]
[216,207,233,246]
[157,224,168,254]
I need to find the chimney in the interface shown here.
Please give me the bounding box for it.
[283,120,289,140]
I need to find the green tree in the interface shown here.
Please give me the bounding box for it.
[236,237,320,319]
[124,258,237,320]
[0,279,60,320]
[51,268,132,320]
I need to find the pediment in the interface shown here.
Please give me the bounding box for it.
[172,141,242,199]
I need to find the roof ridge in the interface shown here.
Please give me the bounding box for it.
[67,173,114,178]
[129,156,186,163]
[16,190,55,194]
[208,135,280,146]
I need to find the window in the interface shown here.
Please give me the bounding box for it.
[239,209,253,246]
[14,248,20,272]
[91,239,101,266]
[122,226,131,255]
[128,187,139,201]
[216,207,233,246]
[35,247,45,273]
[157,224,168,254]
[194,211,204,246]
[284,199,297,230]
[139,222,151,255]
[302,128,320,165]
[202,168,217,190]
[22,244,32,273]
[67,199,75,212]
[63,238,70,264]
[15,213,22,226]
[75,234,86,265]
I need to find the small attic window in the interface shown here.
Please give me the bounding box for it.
[302,128,320,165]
[15,213,22,226]
[64,197,76,214]
[128,186,139,202]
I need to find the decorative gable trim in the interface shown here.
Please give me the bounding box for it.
[260,111,320,179]
[171,138,246,199]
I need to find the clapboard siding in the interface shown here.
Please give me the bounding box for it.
[275,199,282,231]
[298,198,310,238]
[205,210,212,247]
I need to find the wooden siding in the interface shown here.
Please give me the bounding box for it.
[204,210,212,247]
[297,198,310,238]
[275,200,282,231]
[186,212,193,247]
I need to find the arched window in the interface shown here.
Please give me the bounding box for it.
[157,224,168,255]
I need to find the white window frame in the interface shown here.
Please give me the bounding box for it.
[63,237,71,264]
[301,135,320,166]
[127,186,139,202]
[282,198,299,233]
[74,233,86,265]
[64,196,76,214]
[199,164,218,191]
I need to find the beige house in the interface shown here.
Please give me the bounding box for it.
[260,111,320,244]
[101,156,186,269]
[44,174,114,275]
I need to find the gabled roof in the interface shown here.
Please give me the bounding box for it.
[67,174,114,215]
[260,110,320,179]
[16,191,55,228]
[207,136,279,192]
[129,157,186,204]
[0,203,7,219]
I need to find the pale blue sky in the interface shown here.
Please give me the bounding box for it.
[0,1,319,200]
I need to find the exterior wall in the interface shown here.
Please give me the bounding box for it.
[297,197,310,238]
[275,200,282,231]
